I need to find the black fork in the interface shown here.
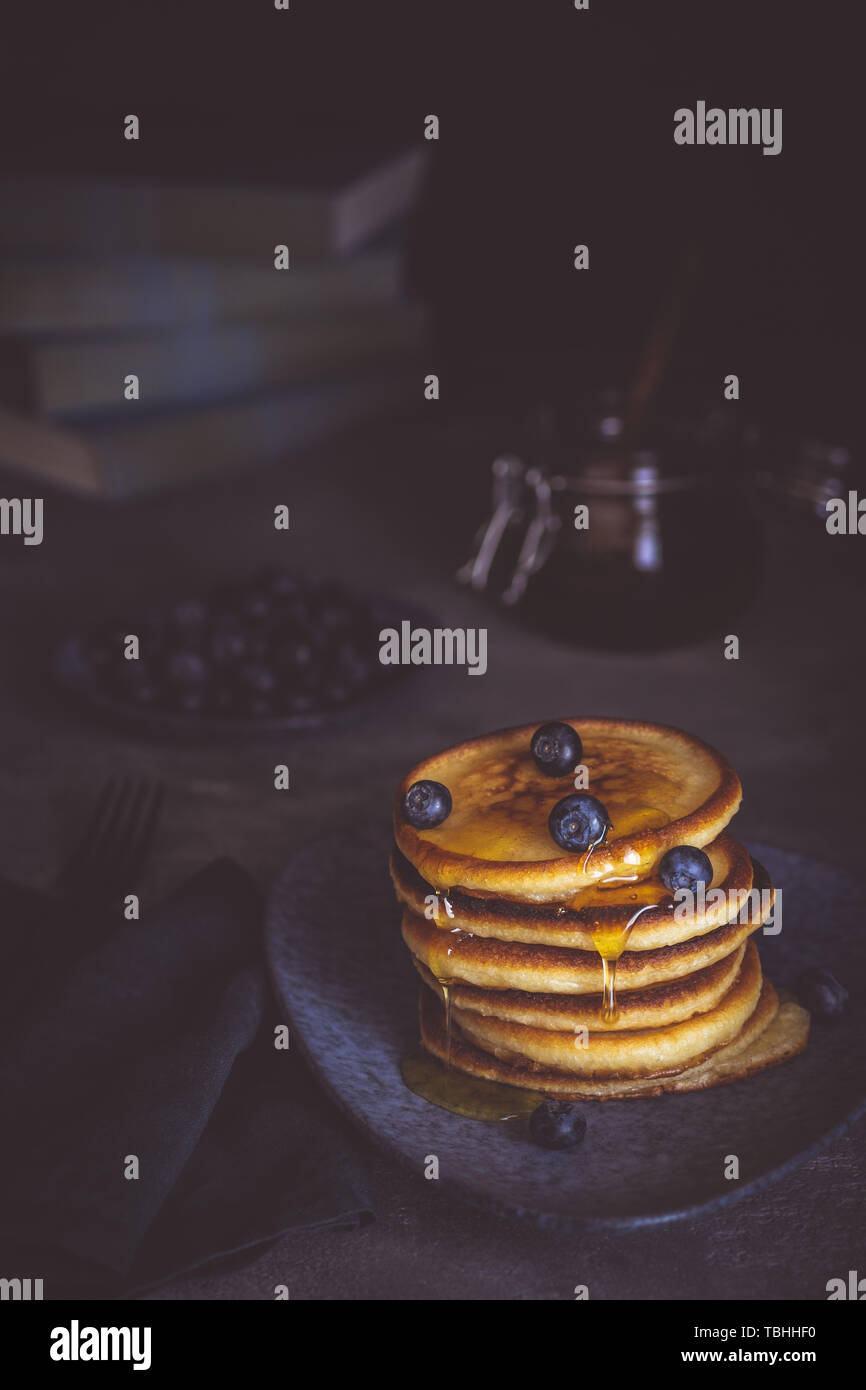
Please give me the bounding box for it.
[0,778,166,1033]
[53,776,165,911]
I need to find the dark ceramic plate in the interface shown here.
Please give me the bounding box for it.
[52,597,432,742]
[266,830,866,1229]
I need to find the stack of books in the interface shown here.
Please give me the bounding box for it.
[0,146,427,497]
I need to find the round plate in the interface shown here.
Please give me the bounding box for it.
[266,829,866,1228]
[52,597,433,742]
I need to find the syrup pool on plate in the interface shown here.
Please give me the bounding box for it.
[401,1049,543,1121]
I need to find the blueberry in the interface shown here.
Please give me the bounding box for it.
[111,658,160,706]
[170,688,205,717]
[241,693,273,719]
[529,1100,587,1151]
[794,967,848,1020]
[322,680,351,708]
[170,598,209,631]
[280,639,315,674]
[217,581,270,624]
[253,564,297,595]
[403,780,452,829]
[209,623,247,666]
[658,845,713,894]
[237,662,277,696]
[333,645,374,690]
[130,681,160,707]
[531,721,583,777]
[239,591,271,623]
[269,571,302,603]
[548,794,611,852]
[166,650,209,687]
[286,691,315,717]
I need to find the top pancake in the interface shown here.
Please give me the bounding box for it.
[394,719,742,901]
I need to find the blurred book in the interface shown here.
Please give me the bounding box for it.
[0,147,427,259]
[0,248,403,333]
[0,302,427,416]
[0,143,428,494]
[0,366,419,498]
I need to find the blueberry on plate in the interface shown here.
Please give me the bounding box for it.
[531,721,583,777]
[322,680,351,708]
[130,681,160,707]
[280,639,315,674]
[169,598,209,631]
[403,780,452,829]
[794,967,848,1020]
[333,644,374,690]
[285,690,315,717]
[269,571,302,603]
[169,688,206,717]
[239,591,272,624]
[658,845,713,894]
[237,662,277,696]
[165,650,209,688]
[240,693,274,719]
[209,623,247,666]
[529,1100,587,1151]
[253,564,298,597]
[548,793,611,852]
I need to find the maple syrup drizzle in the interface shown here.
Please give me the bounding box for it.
[601,958,618,1023]
[437,978,455,1065]
[597,902,663,1023]
[580,825,609,876]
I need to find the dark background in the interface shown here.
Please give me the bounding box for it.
[0,0,861,444]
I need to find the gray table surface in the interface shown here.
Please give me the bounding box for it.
[1,411,862,1300]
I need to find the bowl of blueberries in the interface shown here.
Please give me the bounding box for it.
[53,566,426,739]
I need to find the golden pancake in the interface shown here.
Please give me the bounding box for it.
[413,943,747,1031]
[419,980,810,1100]
[442,940,764,1078]
[394,719,742,901]
[404,902,761,994]
[391,834,765,949]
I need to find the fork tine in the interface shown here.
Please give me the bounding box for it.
[113,780,165,887]
[54,777,164,907]
[76,777,138,882]
[54,777,128,896]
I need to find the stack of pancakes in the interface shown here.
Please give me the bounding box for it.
[391,719,809,1100]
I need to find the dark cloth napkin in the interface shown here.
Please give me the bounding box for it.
[0,859,374,1298]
